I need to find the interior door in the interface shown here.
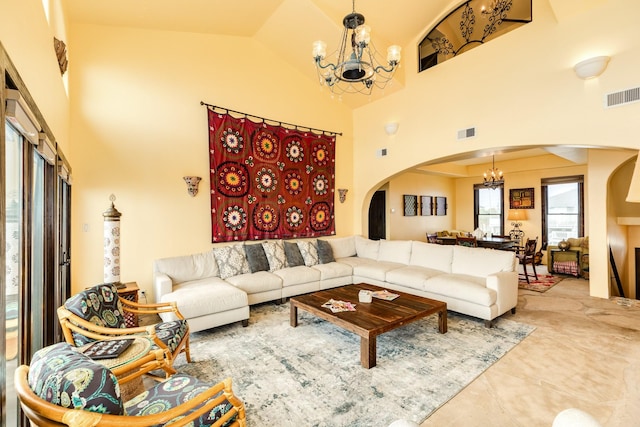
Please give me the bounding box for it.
[368,190,386,240]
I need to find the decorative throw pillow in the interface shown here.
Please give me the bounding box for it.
[28,342,124,414]
[284,241,305,267]
[317,239,335,264]
[261,240,288,272]
[297,240,319,266]
[213,244,250,279]
[244,243,270,273]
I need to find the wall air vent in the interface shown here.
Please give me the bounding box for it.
[605,87,640,108]
[457,127,476,140]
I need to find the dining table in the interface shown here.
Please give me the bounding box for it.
[438,236,516,250]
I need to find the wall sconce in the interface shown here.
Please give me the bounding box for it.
[183,176,202,197]
[338,188,348,203]
[384,122,399,136]
[574,56,610,79]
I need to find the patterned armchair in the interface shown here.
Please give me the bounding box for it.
[15,343,246,426]
[57,283,190,378]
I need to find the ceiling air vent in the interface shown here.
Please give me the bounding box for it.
[605,87,640,108]
[457,127,476,140]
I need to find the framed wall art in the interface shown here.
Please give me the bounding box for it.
[420,195,433,216]
[403,195,418,216]
[435,196,447,216]
[510,187,534,209]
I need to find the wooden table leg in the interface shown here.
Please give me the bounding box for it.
[438,309,447,334]
[290,303,298,327]
[361,335,376,369]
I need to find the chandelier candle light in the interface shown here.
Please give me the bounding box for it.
[483,155,504,189]
[312,0,401,96]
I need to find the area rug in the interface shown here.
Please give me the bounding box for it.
[175,302,535,426]
[518,274,565,292]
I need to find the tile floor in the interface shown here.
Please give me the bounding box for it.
[421,267,640,427]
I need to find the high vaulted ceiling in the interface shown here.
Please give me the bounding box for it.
[63,0,591,169]
[64,0,456,107]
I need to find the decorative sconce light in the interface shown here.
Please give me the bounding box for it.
[102,194,123,288]
[338,188,349,203]
[183,176,202,197]
[384,122,399,136]
[574,56,610,79]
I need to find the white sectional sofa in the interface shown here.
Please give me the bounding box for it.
[153,235,518,332]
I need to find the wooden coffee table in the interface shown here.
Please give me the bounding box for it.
[289,283,447,368]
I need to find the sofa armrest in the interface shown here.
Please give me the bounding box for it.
[486,271,518,316]
[153,272,173,303]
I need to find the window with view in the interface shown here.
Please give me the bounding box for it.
[474,184,504,236]
[541,176,584,246]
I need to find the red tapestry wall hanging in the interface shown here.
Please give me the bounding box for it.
[207,107,337,242]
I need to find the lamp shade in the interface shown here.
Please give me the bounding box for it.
[508,209,527,221]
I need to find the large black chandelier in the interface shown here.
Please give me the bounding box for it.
[312,0,401,96]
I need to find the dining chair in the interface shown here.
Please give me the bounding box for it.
[516,237,539,283]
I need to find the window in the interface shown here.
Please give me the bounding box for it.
[474,184,504,236]
[541,176,584,247]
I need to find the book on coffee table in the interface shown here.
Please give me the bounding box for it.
[371,290,399,301]
[321,299,356,313]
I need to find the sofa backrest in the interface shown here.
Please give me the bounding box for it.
[378,240,412,264]
[154,250,220,284]
[409,241,454,273]
[326,236,357,259]
[355,235,380,260]
[451,245,516,277]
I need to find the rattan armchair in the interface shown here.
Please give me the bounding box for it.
[15,343,246,427]
[57,283,191,378]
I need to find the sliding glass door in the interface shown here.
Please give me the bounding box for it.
[4,122,23,427]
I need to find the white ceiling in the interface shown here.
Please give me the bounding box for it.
[63,0,589,171]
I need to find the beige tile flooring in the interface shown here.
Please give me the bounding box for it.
[422,267,640,427]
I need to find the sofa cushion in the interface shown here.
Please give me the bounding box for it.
[317,239,335,264]
[225,271,283,294]
[244,243,270,273]
[409,241,453,273]
[385,266,446,291]
[154,250,220,284]
[351,260,404,282]
[28,342,124,414]
[273,265,321,287]
[162,278,248,318]
[284,241,305,266]
[355,235,379,260]
[451,245,515,277]
[261,240,288,271]
[327,236,356,259]
[378,240,412,264]
[297,240,319,266]
[425,274,497,306]
[312,261,352,280]
[213,244,250,279]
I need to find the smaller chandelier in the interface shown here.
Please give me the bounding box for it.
[312,0,401,96]
[483,155,504,189]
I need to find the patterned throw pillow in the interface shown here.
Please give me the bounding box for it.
[284,241,305,267]
[244,243,270,273]
[213,244,250,279]
[316,239,335,264]
[297,240,319,266]
[261,240,288,272]
[28,342,124,414]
